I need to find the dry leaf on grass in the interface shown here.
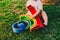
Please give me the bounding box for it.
[0,12,2,16]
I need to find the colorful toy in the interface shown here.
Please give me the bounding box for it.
[27,5,44,30]
[12,5,45,33]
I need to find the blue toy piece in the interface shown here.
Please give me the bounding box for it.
[12,23,25,34]
[18,23,26,29]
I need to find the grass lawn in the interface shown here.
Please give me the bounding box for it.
[0,0,60,40]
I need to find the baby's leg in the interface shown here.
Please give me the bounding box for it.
[41,11,48,26]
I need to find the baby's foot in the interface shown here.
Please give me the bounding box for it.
[43,22,48,26]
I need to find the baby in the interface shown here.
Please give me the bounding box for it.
[26,0,48,26]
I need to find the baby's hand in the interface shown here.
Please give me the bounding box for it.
[25,14,33,19]
[30,15,34,19]
[26,14,29,16]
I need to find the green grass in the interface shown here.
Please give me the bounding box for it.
[0,0,60,40]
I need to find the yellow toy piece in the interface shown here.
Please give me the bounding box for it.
[30,18,37,32]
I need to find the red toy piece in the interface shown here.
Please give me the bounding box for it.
[27,5,44,30]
